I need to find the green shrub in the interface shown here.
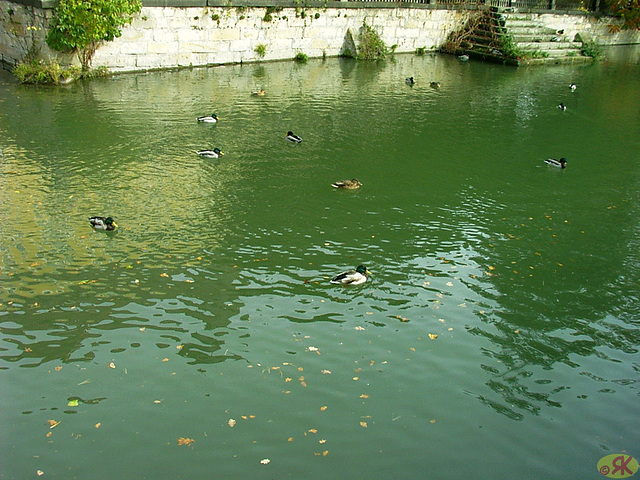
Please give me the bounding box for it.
[294,52,308,63]
[580,39,603,59]
[255,44,267,58]
[13,59,81,84]
[415,46,427,55]
[46,0,141,71]
[357,21,388,60]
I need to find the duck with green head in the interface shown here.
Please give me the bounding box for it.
[89,216,117,231]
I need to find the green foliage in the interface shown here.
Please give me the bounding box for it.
[255,44,267,58]
[211,13,220,21]
[263,13,273,22]
[580,39,603,59]
[357,21,388,60]
[294,52,308,63]
[415,46,427,55]
[263,6,282,22]
[314,12,320,19]
[606,0,640,30]
[13,59,81,84]
[46,0,142,70]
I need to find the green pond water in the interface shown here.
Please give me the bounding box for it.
[1,48,639,479]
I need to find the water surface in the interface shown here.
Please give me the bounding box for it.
[1,49,639,479]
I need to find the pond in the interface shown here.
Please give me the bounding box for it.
[1,48,639,479]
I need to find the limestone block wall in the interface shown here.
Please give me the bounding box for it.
[0,1,470,72]
[92,6,468,72]
[1,0,638,73]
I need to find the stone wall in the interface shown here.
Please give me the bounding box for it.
[1,0,638,72]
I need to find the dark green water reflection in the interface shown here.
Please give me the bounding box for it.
[1,48,639,479]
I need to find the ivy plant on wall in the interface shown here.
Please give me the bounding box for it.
[46,0,142,71]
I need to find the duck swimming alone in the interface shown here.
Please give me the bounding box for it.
[430,81,441,89]
[252,89,266,96]
[405,77,415,86]
[89,216,117,231]
[458,54,469,61]
[331,179,362,189]
[330,265,371,285]
[197,148,224,158]
[197,113,219,123]
[570,83,577,91]
[286,131,302,144]
[558,103,567,111]
[544,157,567,168]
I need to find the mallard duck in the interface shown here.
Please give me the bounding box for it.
[544,157,567,168]
[197,148,224,158]
[405,77,415,86]
[252,89,266,96]
[331,179,362,189]
[286,131,302,144]
[570,83,577,91]
[89,216,117,231]
[558,103,567,111]
[197,113,219,123]
[430,81,441,89]
[458,54,469,61]
[330,265,371,285]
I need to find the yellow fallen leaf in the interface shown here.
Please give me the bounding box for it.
[360,421,368,428]
[359,394,369,399]
[323,450,329,456]
[54,366,62,371]
[308,429,318,434]
[260,458,270,465]
[67,399,79,407]
[47,420,60,429]
[285,377,292,382]
[320,369,331,374]
[37,470,44,476]
[160,273,169,277]
[319,439,327,444]
[287,437,294,442]
[428,334,438,340]
[95,423,101,428]
[162,358,169,362]
[228,418,236,427]
[177,437,195,445]
[320,406,328,411]
[108,362,116,369]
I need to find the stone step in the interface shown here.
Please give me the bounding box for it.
[504,25,559,35]
[519,41,579,50]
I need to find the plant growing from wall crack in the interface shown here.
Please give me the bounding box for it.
[46,0,142,71]
[357,21,388,60]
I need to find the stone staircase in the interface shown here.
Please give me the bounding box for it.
[445,7,593,66]
[499,11,590,65]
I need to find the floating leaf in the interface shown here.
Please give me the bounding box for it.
[260,458,270,465]
[54,366,63,371]
[446,282,453,287]
[308,428,318,434]
[95,423,101,428]
[320,369,331,375]
[359,394,369,399]
[177,437,195,445]
[320,406,328,411]
[160,273,169,277]
[319,439,326,444]
[287,437,294,442]
[428,334,438,340]
[323,450,329,456]
[228,418,236,428]
[36,470,44,476]
[162,358,169,362]
[108,362,116,369]
[354,326,365,331]
[67,399,79,407]
[360,421,368,428]
[47,420,60,429]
